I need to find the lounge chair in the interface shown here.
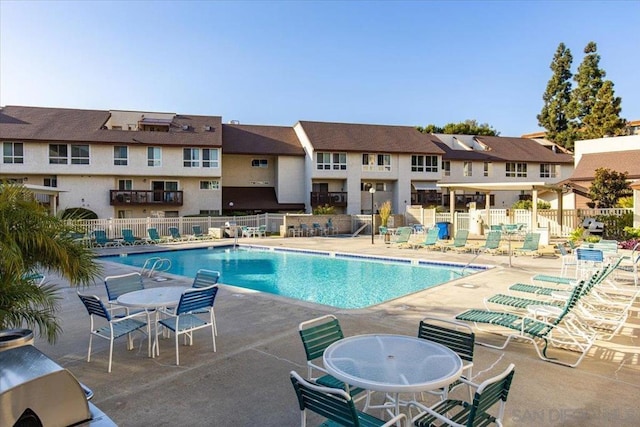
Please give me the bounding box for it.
[92,230,120,247]
[408,364,515,427]
[255,224,267,237]
[476,230,502,254]
[147,227,168,244]
[191,225,211,240]
[456,281,597,367]
[558,243,577,277]
[168,227,191,242]
[121,228,146,245]
[412,227,439,250]
[389,226,413,248]
[289,371,405,427]
[437,229,469,252]
[512,232,541,257]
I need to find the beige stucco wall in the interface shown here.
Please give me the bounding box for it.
[275,156,305,204]
[221,154,275,186]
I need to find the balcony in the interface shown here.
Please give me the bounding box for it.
[109,190,183,206]
[310,192,347,208]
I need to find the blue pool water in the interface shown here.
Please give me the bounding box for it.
[103,246,486,309]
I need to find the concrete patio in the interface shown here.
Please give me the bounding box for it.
[32,235,640,426]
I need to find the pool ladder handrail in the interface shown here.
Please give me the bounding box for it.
[141,257,172,278]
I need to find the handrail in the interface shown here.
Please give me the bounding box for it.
[141,257,172,278]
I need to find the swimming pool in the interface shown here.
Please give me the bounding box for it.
[103,246,487,309]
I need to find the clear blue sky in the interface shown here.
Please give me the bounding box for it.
[1,1,638,137]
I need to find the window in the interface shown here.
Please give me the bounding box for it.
[71,145,89,165]
[506,162,527,177]
[200,209,220,216]
[202,149,219,168]
[540,164,559,178]
[147,147,161,167]
[200,180,220,190]
[463,162,473,177]
[3,142,23,164]
[183,148,200,167]
[411,155,438,172]
[43,176,57,187]
[316,152,330,170]
[362,153,391,171]
[332,153,346,170]
[442,161,451,176]
[49,144,68,164]
[361,182,386,191]
[484,162,491,177]
[114,146,128,166]
[251,159,268,168]
[117,210,133,219]
[118,179,132,190]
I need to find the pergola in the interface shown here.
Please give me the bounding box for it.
[23,184,65,216]
[436,181,565,232]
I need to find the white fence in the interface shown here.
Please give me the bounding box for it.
[70,213,284,239]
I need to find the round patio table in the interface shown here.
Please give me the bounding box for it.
[117,286,187,358]
[323,334,463,417]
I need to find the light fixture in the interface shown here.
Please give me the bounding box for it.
[369,187,376,244]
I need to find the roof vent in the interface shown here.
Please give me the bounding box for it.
[203,125,212,131]
[229,120,240,125]
[182,125,190,131]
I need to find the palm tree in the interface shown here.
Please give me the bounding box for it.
[0,182,101,343]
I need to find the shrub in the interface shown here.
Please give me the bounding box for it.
[511,200,551,210]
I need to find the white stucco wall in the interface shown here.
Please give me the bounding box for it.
[276,156,305,203]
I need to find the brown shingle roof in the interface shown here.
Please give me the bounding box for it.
[222,124,304,155]
[569,150,640,180]
[435,135,574,163]
[0,106,222,147]
[298,121,444,154]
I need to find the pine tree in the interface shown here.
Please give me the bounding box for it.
[537,43,574,149]
[580,80,627,139]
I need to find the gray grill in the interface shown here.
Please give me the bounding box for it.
[0,329,116,427]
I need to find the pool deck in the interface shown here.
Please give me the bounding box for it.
[33,235,640,426]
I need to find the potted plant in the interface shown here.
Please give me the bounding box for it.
[379,201,392,242]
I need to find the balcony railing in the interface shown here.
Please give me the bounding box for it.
[110,190,184,206]
[310,191,347,207]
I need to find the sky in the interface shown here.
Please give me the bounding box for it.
[1,0,638,137]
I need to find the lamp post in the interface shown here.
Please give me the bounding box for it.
[369,187,376,244]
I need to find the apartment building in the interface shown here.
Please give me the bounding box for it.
[1,106,223,218]
[2,105,577,218]
[434,134,575,210]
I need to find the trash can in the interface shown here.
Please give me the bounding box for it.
[435,222,451,240]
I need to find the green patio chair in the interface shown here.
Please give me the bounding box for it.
[456,281,597,367]
[512,232,541,257]
[168,226,190,242]
[438,229,469,252]
[298,315,367,402]
[289,371,406,427]
[412,227,439,250]
[408,364,515,427]
[418,317,475,400]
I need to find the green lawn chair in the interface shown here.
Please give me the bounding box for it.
[413,227,439,250]
[456,280,596,367]
[512,232,541,257]
[477,230,502,254]
[389,226,413,248]
[147,227,168,244]
[438,229,469,252]
[121,228,146,245]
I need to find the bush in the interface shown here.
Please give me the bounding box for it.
[594,211,633,240]
[313,204,336,215]
[511,200,551,210]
